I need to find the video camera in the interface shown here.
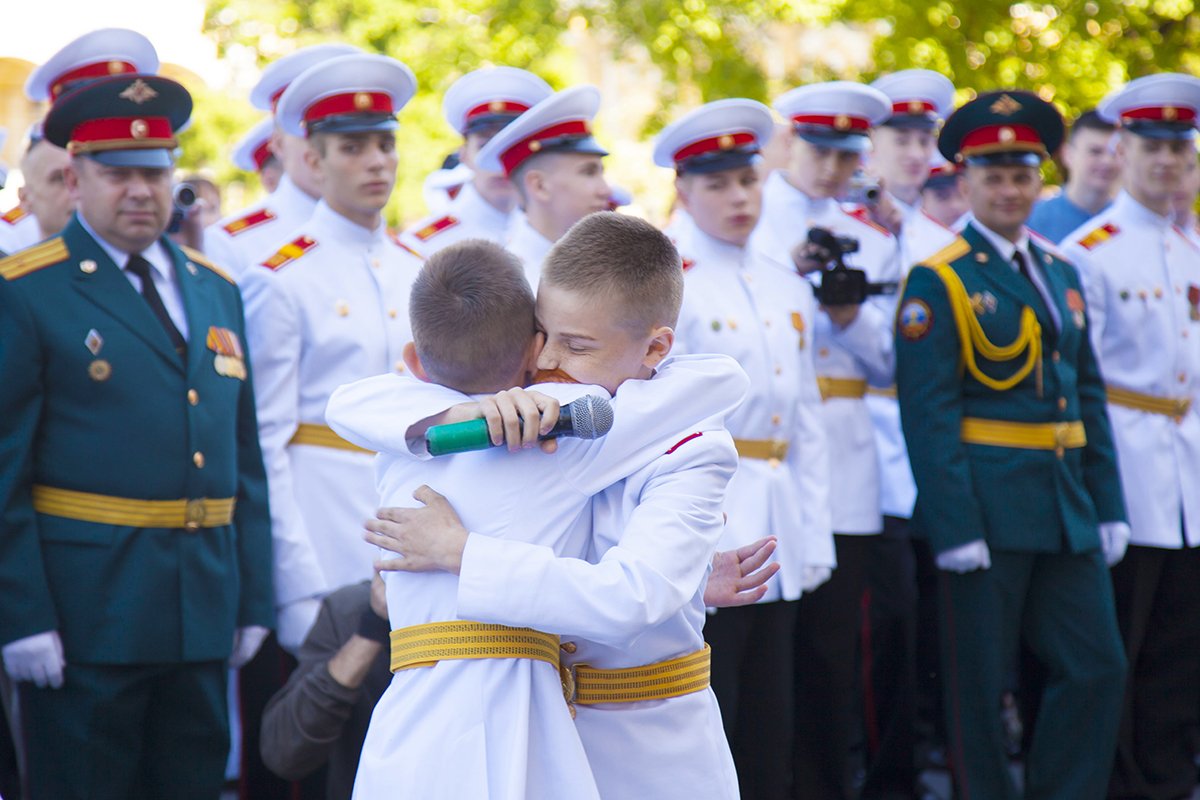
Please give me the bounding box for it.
[166,181,198,234]
[808,227,898,306]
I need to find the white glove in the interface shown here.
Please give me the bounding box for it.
[3,630,65,689]
[936,539,992,573]
[230,625,271,669]
[1099,521,1131,567]
[801,565,833,593]
[276,597,322,654]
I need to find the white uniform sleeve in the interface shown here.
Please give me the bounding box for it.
[1063,244,1108,370]
[456,430,738,647]
[326,374,473,457]
[829,299,895,385]
[792,364,835,569]
[202,225,247,281]
[240,266,327,606]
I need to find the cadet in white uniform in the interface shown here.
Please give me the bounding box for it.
[240,53,423,652]
[399,67,551,256]
[204,44,358,278]
[231,117,283,194]
[860,71,960,799]
[1061,73,1200,800]
[654,98,833,798]
[474,85,612,284]
[748,80,900,800]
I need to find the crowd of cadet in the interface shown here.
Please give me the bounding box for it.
[1,25,1198,800]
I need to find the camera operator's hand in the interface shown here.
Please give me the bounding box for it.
[820,304,861,329]
[790,238,832,275]
[867,189,904,236]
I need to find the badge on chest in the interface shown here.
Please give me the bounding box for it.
[207,326,246,380]
[1065,289,1086,329]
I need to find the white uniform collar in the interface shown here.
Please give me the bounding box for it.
[452,181,511,229]
[508,213,555,261]
[690,221,747,264]
[1113,190,1172,230]
[764,169,839,217]
[272,173,320,220]
[308,200,387,247]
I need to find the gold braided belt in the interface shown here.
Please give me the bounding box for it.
[733,438,789,462]
[389,621,712,708]
[289,423,374,455]
[960,418,1086,456]
[1107,386,1192,422]
[817,376,868,401]
[31,485,235,531]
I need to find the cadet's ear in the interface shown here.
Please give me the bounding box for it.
[401,341,429,382]
[302,141,323,177]
[524,168,551,204]
[643,325,675,369]
[673,174,692,212]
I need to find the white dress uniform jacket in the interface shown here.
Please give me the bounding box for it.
[240,200,421,608]
[506,213,556,288]
[870,202,960,517]
[397,181,516,258]
[751,170,899,534]
[674,218,834,599]
[1063,191,1200,548]
[204,174,317,279]
[324,357,744,800]
[0,207,41,254]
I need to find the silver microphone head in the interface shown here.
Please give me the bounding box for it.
[568,394,614,439]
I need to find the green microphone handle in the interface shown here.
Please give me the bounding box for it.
[425,418,493,456]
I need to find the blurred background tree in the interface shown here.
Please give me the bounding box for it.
[193,0,1199,223]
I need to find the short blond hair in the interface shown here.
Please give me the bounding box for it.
[410,239,535,392]
[541,212,683,332]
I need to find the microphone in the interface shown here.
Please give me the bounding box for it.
[425,393,614,456]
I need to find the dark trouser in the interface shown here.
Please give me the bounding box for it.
[707,598,799,800]
[1108,544,1200,800]
[861,517,919,799]
[21,660,228,800]
[912,535,946,755]
[793,533,871,800]
[939,549,1125,800]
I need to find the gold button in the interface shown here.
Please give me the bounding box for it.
[764,318,771,327]
[193,451,205,468]
[1180,373,1188,384]
[1051,351,1060,363]
[1058,397,1067,412]
[1055,446,1065,459]
[560,641,577,654]
[818,347,830,358]
[388,309,398,319]
[371,259,381,268]
[775,365,783,375]
[771,414,782,425]
[768,457,781,469]
[187,389,199,406]
[395,360,405,374]
[1183,330,1190,339]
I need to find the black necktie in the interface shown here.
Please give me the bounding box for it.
[126,254,187,358]
[1013,249,1034,284]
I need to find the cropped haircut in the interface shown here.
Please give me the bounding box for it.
[1069,109,1115,140]
[409,239,536,393]
[541,212,684,332]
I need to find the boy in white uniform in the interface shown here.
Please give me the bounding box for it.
[365,214,758,799]
[330,240,749,799]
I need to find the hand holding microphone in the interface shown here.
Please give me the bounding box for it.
[425,389,614,456]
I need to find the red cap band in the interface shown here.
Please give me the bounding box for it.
[50,60,137,101]
[499,119,590,175]
[672,131,757,164]
[791,113,871,132]
[466,100,532,122]
[67,116,175,154]
[891,100,936,116]
[303,91,394,126]
[252,140,273,171]
[1119,105,1197,124]
[960,123,1045,156]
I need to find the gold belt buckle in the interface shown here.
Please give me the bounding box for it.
[1176,398,1192,422]
[1053,422,1070,458]
[184,499,206,531]
[559,661,578,718]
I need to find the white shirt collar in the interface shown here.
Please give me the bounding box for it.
[969,218,1031,265]
[77,212,173,280]
[1113,190,1172,230]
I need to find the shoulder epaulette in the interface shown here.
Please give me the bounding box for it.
[918,236,971,268]
[181,246,235,284]
[1076,222,1119,251]
[0,237,68,280]
[260,236,318,271]
[411,215,459,242]
[681,256,696,272]
[388,230,424,261]
[1,206,28,226]
[1027,229,1068,262]
[222,207,277,237]
[844,206,893,238]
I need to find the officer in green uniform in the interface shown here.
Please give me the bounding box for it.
[0,72,273,800]
[894,91,1128,800]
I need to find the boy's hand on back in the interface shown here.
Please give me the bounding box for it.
[366,486,470,575]
[479,388,561,453]
[704,537,781,608]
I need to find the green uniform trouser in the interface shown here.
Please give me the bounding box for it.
[21,661,228,800]
[939,549,1125,800]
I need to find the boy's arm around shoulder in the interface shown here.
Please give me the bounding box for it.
[326,373,470,457]
[456,427,738,648]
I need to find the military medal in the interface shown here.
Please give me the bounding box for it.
[85,329,104,355]
[206,326,247,380]
[898,299,933,341]
[1189,284,1200,321]
[88,359,112,381]
[791,311,806,350]
[1065,289,1086,329]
